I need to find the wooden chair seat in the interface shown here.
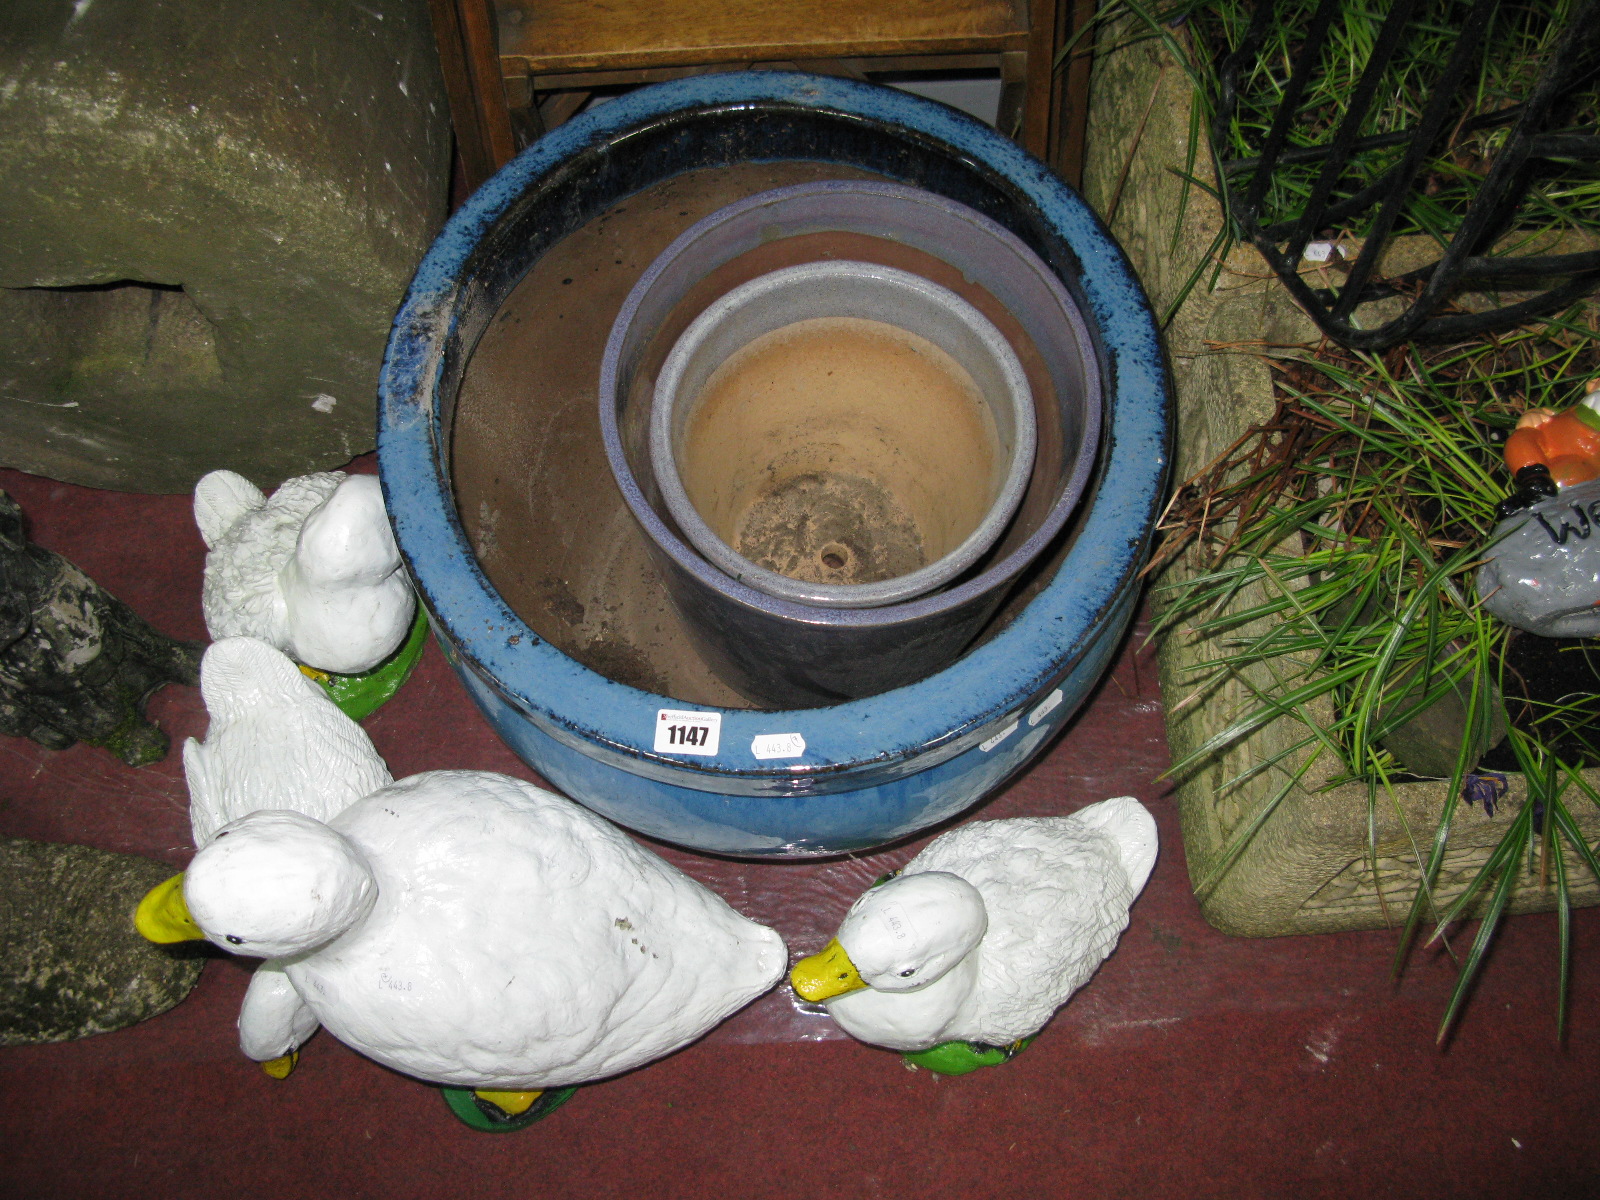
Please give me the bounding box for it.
[494,0,1034,72]
[430,0,1091,193]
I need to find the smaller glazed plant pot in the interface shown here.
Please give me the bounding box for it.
[652,260,1036,609]
[602,178,1102,708]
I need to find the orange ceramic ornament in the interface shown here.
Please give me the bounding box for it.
[1505,381,1600,487]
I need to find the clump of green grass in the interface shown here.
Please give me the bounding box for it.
[1203,0,1599,248]
[1154,306,1600,1039]
[1073,0,1600,332]
[1076,0,1600,1041]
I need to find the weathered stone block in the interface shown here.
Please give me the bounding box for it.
[1,489,200,764]
[0,838,204,1045]
[0,0,450,492]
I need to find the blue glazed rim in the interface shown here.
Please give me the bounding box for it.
[378,71,1170,792]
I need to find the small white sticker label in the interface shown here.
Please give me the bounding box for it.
[751,732,806,760]
[979,721,1018,753]
[654,708,721,756]
[1027,688,1063,727]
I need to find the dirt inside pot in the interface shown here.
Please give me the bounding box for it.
[678,315,1001,586]
[451,162,1072,708]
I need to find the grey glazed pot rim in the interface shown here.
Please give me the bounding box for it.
[649,259,1037,608]
[599,178,1103,633]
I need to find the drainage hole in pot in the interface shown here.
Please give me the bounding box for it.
[733,471,924,585]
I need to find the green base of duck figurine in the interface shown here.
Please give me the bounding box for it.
[442,1085,579,1132]
[300,607,429,720]
[902,1036,1034,1076]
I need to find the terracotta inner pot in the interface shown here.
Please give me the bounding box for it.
[654,254,1035,609]
[680,314,998,585]
[618,227,1067,572]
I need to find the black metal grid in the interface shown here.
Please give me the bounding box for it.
[1211,0,1600,350]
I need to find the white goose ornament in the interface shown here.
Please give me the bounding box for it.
[184,636,392,847]
[195,469,415,675]
[173,636,393,1082]
[791,796,1157,1073]
[137,771,787,1125]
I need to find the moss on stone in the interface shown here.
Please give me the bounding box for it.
[0,839,206,1046]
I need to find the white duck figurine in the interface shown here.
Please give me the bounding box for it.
[195,469,415,675]
[790,796,1157,1070]
[136,771,787,1122]
[183,636,392,847]
[178,636,394,1080]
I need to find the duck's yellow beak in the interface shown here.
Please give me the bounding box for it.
[790,938,866,1002]
[134,872,206,944]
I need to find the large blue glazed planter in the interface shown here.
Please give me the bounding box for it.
[378,72,1170,857]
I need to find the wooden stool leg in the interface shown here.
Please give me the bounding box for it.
[428,0,516,191]
[999,49,1028,143]
[1018,0,1057,159]
[1052,0,1097,187]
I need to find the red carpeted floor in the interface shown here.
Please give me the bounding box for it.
[2,462,1598,1200]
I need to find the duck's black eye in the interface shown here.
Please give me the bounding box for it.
[898,968,917,977]
[225,935,244,945]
